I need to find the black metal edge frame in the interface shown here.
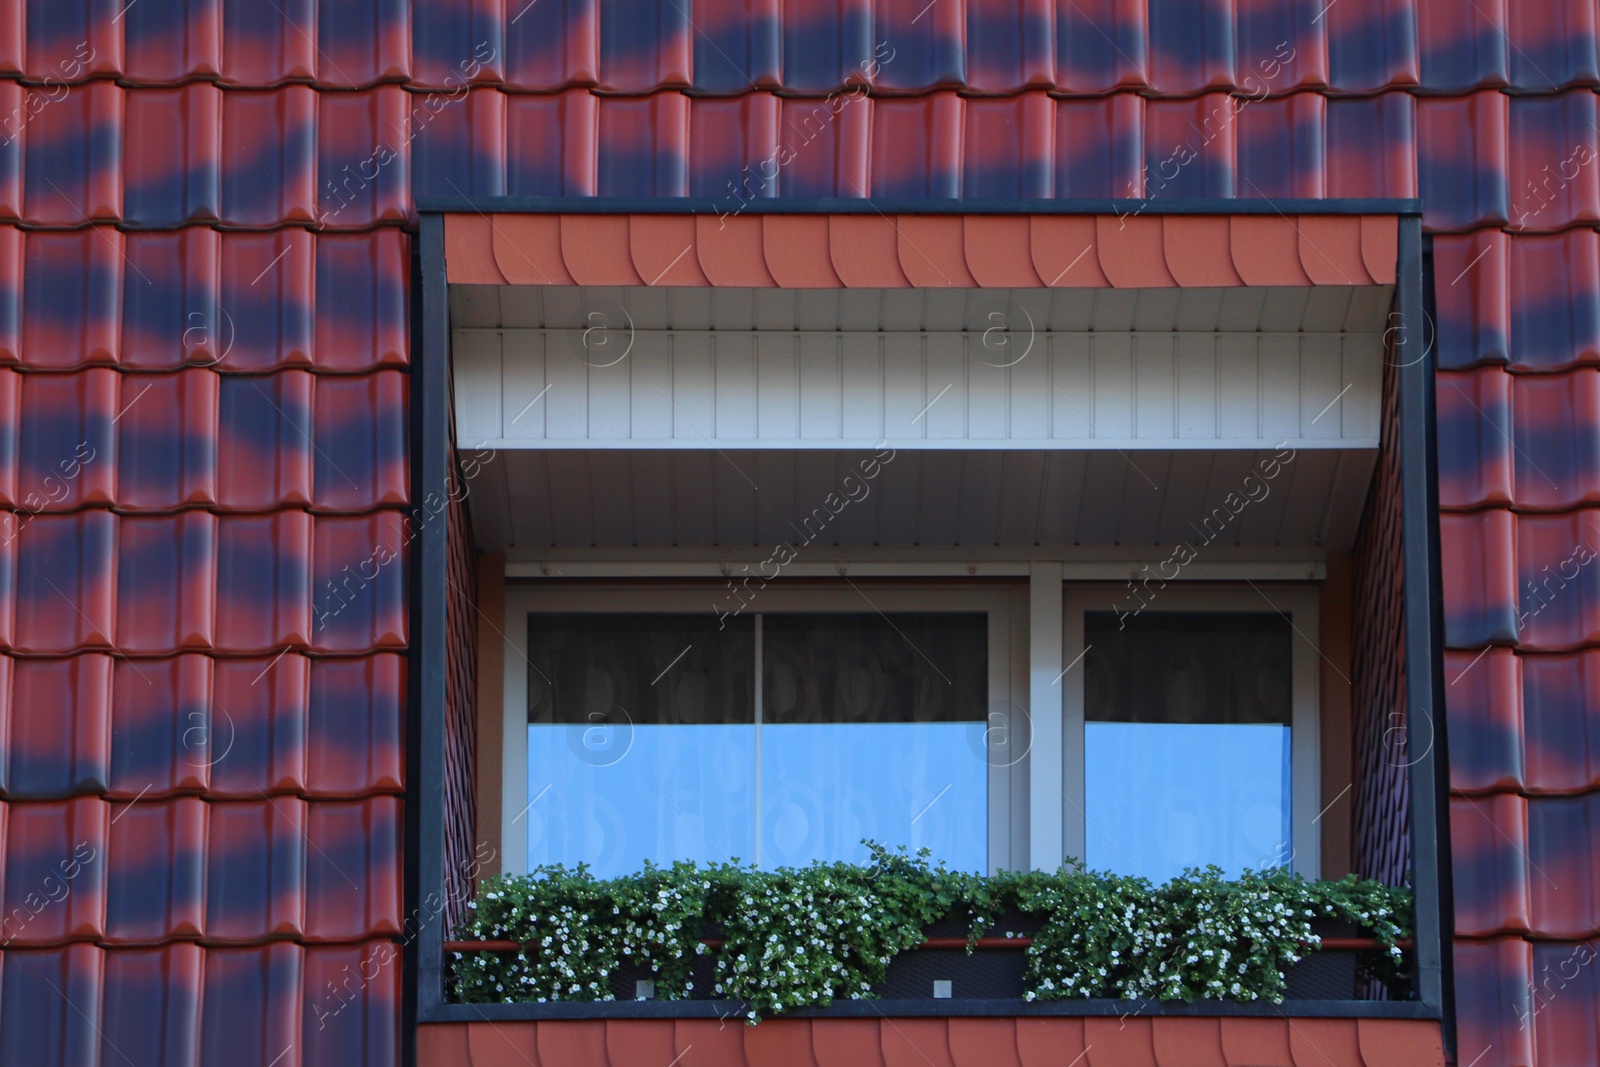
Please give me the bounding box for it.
[415,196,1421,216]
[423,998,1440,1023]
[1398,221,1456,1057]
[408,205,1452,1044]
[405,214,450,1066]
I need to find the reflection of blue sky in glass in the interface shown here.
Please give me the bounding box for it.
[762,723,986,872]
[1085,723,1290,882]
[527,722,985,877]
[528,725,756,878]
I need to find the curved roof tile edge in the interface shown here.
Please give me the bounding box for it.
[444,213,1392,289]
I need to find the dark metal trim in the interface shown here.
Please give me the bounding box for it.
[1396,218,1455,1058]
[419,998,1440,1024]
[416,196,1421,217]
[410,207,1449,1045]
[405,213,451,1067]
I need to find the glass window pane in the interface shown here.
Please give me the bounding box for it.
[527,723,756,877]
[527,614,754,726]
[525,615,756,877]
[761,723,987,870]
[762,613,987,871]
[1083,612,1293,881]
[762,613,987,724]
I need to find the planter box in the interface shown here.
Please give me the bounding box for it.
[587,915,1391,1005]
[879,909,1042,1001]
[1283,920,1359,1000]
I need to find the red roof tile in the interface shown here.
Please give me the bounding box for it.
[102,944,204,1065]
[1,797,108,942]
[116,512,217,653]
[316,88,411,227]
[214,511,313,654]
[1528,937,1600,1066]
[1451,792,1531,936]
[1417,91,1508,232]
[316,0,411,88]
[1443,646,1524,793]
[1506,0,1600,91]
[1526,794,1600,938]
[0,943,107,1063]
[199,943,303,1066]
[220,88,317,227]
[1416,0,1508,92]
[109,654,211,797]
[123,85,222,226]
[1508,91,1600,232]
[1451,937,1534,1067]
[1433,230,1509,370]
[218,229,314,372]
[7,656,111,798]
[105,796,206,942]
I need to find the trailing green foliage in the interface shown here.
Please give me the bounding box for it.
[450,846,1410,1018]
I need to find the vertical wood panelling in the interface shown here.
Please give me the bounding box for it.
[841,334,884,441]
[629,331,672,440]
[1343,335,1384,441]
[1301,334,1346,440]
[967,347,1009,441]
[543,333,588,439]
[925,334,967,440]
[756,334,799,440]
[670,332,715,439]
[453,330,1385,447]
[1260,334,1302,442]
[1090,333,1135,439]
[452,331,502,443]
[1133,333,1175,440]
[799,334,841,440]
[1216,334,1259,439]
[713,334,759,439]
[1175,334,1217,439]
[500,331,546,443]
[883,334,924,436]
[1009,338,1050,440]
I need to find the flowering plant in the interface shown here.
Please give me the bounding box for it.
[449,846,1410,1018]
[1000,864,1410,1002]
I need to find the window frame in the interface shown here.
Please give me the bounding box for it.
[501,581,1026,876]
[1061,585,1322,880]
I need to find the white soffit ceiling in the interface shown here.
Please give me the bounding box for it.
[466,447,1376,554]
[451,283,1391,555]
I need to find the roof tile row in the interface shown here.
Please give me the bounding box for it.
[0,941,398,1067]
[0,86,1453,218]
[1448,792,1600,939]
[416,1015,1445,1067]
[0,509,407,654]
[1438,646,1600,798]
[0,795,402,944]
[0,368,407,511]
[10,83,1595,228]
[1439,507,1600,651]
[7,0,1600,96]
[1436,367,1600,510]
[0,226,409,372]
[1455,931,1600,1067]
[0,651,404,800]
